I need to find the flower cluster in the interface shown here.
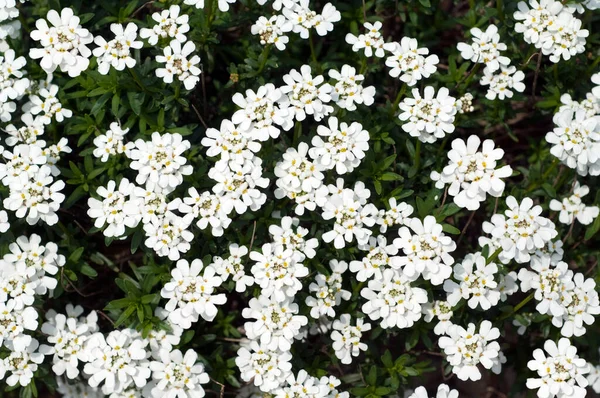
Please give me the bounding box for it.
[250,0,341,50]
[430,135,513,210]
[549,182,599,225]
[514,0,589,63]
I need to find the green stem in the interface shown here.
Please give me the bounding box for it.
[251,45,271,77]
[496,0,504,22]
[414,139,421,171]
[486,247,503,265]
[206,0,217,29]
[359,57,368,75]
[309,32,318,64]
[390,84,406,116]
[499,293,534,321]
[128,68,148,93]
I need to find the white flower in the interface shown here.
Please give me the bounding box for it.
[155,40,201,90]
[497,271,519,301]
[274,143,324,204]
[282,1,340,39]
[140,5,189,45]
[383,37,439,86]
[480,65,526,100]
[393,215,456,285]
[29,8,93,77]
[317,375,348,398]
[588,363,600,394]
[26,84,73,124]
[128,132,192,191]
[546,109,600,176]
[305,259,351,319]
[0,300,38,349]
[125,184,168,226]
[331,314,370,364]
[273,369,327,397]
[430,135,513,210]
[4,165,65,226]
[0,210,8,232]
[513,0,565,47]
[161,258,226,328]
[39,308,96,379]
[209,158,269,214]
[526,338,589,398]
[592,72,600,98]
[243,295,308,351]
[0,263,38,309]
[549,182,599,225]
[251,15,292,50]
[398,86,457,143]
[558,92,600,119]
[148,348,210,398]
[408,384,459,398]
[552,273,600,337]
[345,21,385,58]
[143,211,194,260]
[0,335,44,387]
[455,92,475,114]
[210,244,254,293]
[235,340,292,392]
[328,65,375,111]
[321,188,378,249]
[146,308,182,357]
[231,84,292,141]
[518,257,574,317]
[350,235,401,282]
[184,0,237,12]
[56,377,102,398]
[309,116,370,174]
[87,178,141,238]
[361,268,427,329]
[280,65,333,122]
[5,113,45,147]
[250,243,308,302]
[0,20,21,53]
[376,197,414,233]
[177,188,233,237]
[481,196,558,264]
[438,320,502,381]
[0,49,29,108]
[457,24,510,72]
[92,123,133,161]
[422,300,454,335]
[0,143,47,185]
[268,216,319,260]
[93,23,142,74]
[201,119,261,163]
[83,329,151,395]
[443,252,501,310]
[540,12,588,63]
[42,137,71,175]
[1,233,65,294]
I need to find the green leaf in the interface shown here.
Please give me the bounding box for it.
[68,247,85,264]
[90,92,112,116]
[114,305,136,327]
[127,92,146,115]
[419,0,431,6]
[585,214,600,240]
[442,223,461,234]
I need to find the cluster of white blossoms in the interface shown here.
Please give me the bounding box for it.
[398,86,457,143]
[0,49,29,122]
[0,136,69,226]
[519,255,600,338]
[479,196,558,264]
[546,108,600,177]
[407,384,459,398]
[527,338,590,398]
[430,135,513,210]
[87,132,197,259]
[439,320,503,381]
[514,0,589,63]
[458,24,525,100]
[251,0,341,50]
[330,314,370,364]
[305,260,351,318]
[550,182,599,226]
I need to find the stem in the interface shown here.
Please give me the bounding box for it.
[496,0,504,22]
[309,32,318,64]
[499,293,534,321]
[454,63,480,90]
[359,57,368,75]
[414,139,421,171]
[531,51,542,100]
[390,84,406,116]
[486,247,503,265]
